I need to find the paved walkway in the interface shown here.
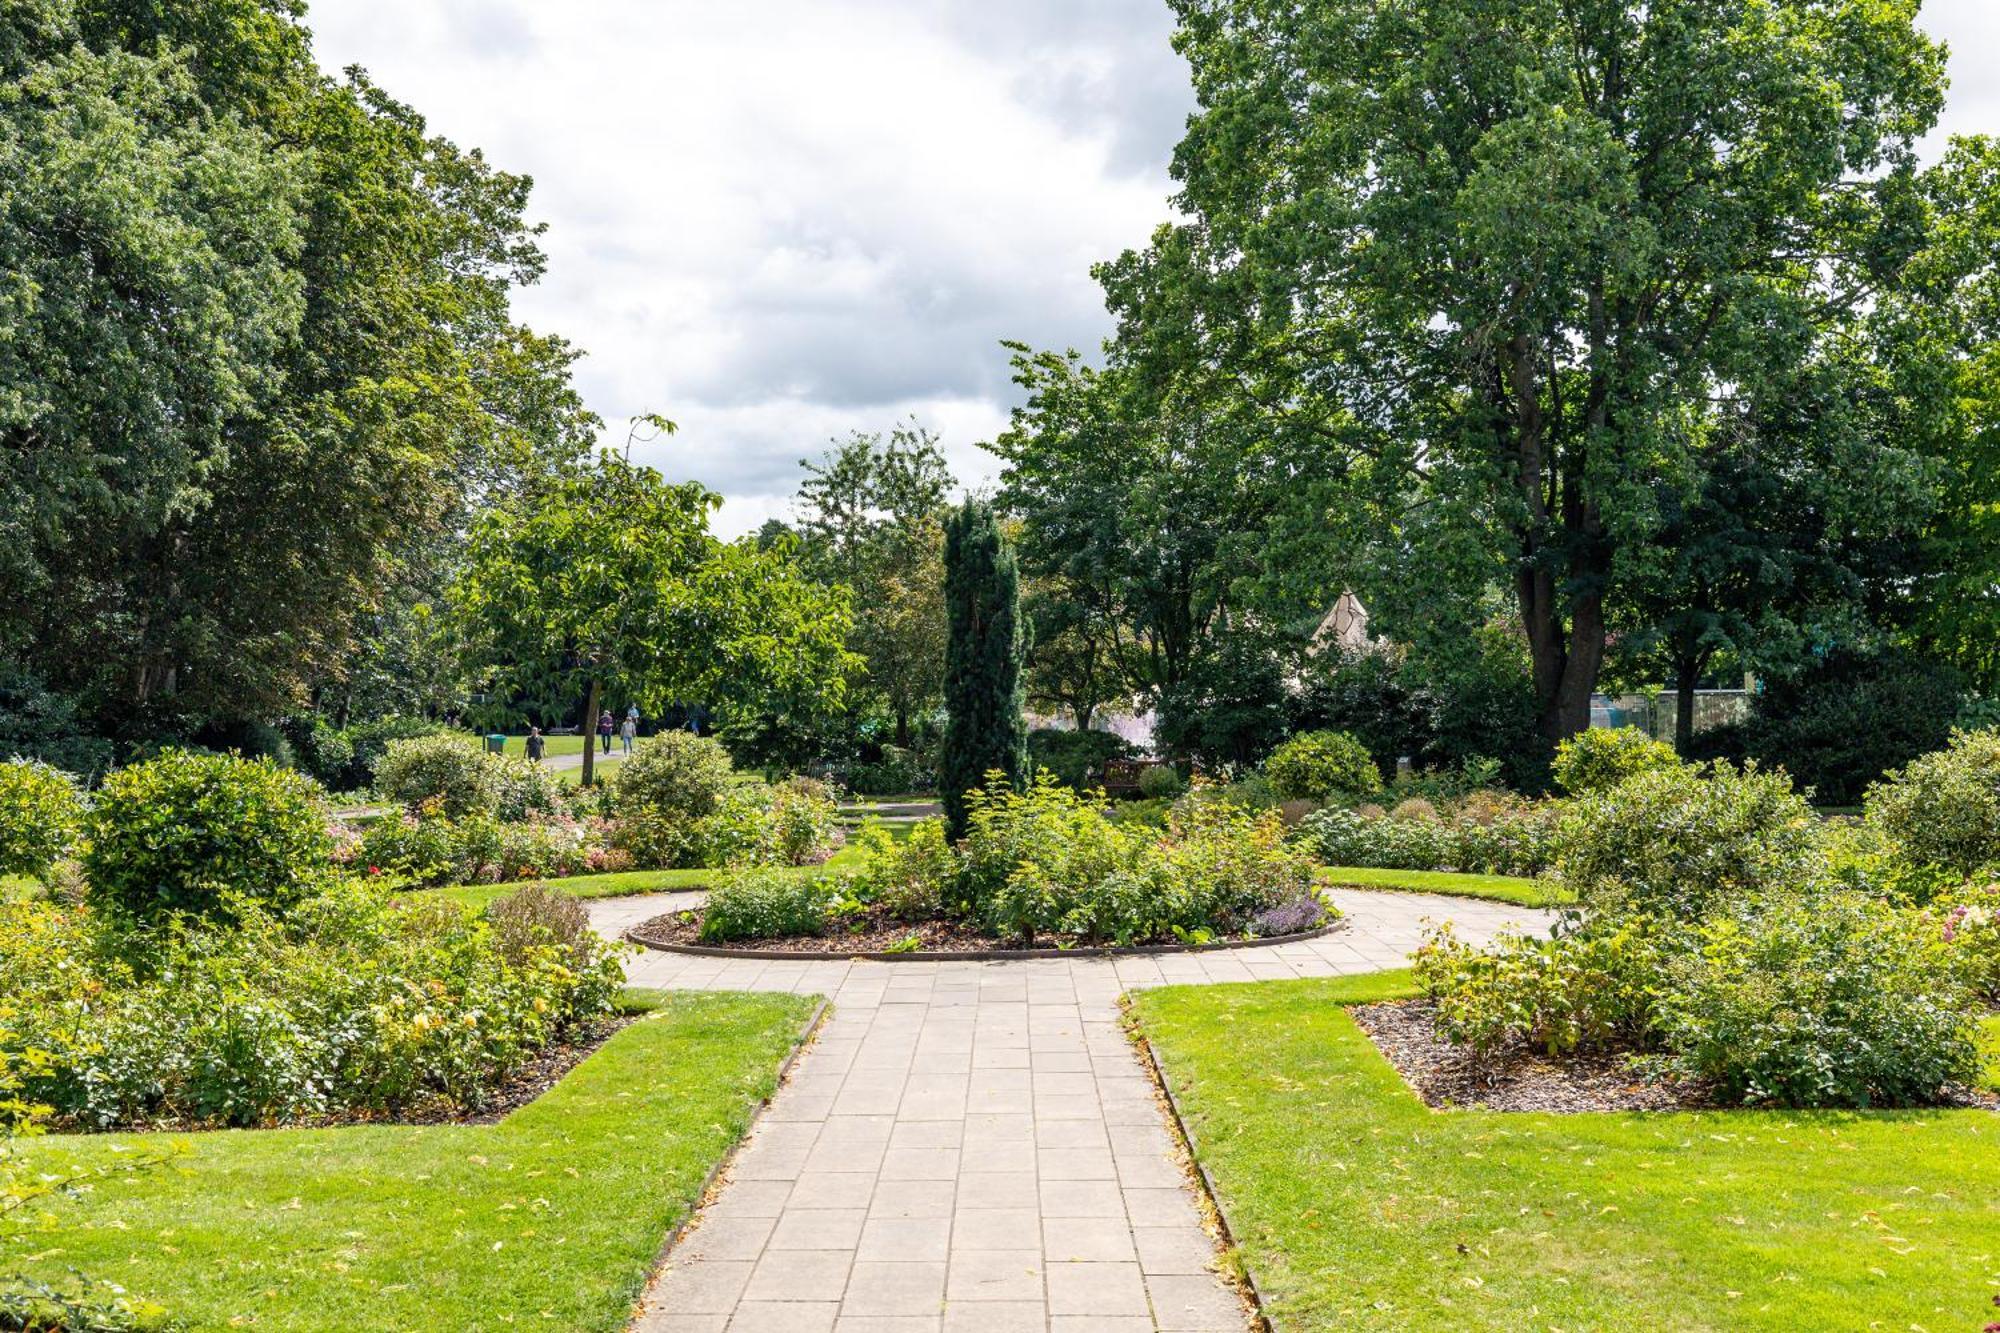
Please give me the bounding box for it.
[601,890,1553,1333]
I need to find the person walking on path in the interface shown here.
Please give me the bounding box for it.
[597,709,615,754]
[524,727,546,763]
[619,713,637,756]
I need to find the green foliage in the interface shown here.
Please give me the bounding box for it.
[1300,794,1557,878]
[1264,730,1380,803]
[372,733,494,818]
[1027,728,1132,792]
[611,733,735,822]
[1153,635,1291,770]
[697,870,838,943]
[1414,919,1661,1058]
[1660,893,1978,1108]
[1554,761,1820,919]
[940,500,1027,836]
[0,760,82,877]
[0,667,113,782]
[691,781,843,871]
[1739,652,1965,807]
[956,775,1323,946]
[1551,726,1682,795]
[1936,881,2000,1002]
[454,455,855,788]
[1137,765,1186,801]
[1864,728,2000,879]
[354,810,596,888]
[82,749,330,924]
[285,716,444,794]
[0,879,623,1129]
[846,821,954,922]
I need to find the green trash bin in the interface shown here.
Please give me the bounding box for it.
[484,734,507,756]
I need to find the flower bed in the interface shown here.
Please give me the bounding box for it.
[640,778,1338,954]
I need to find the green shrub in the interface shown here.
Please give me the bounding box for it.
[612,732,735,821]
[1553,761,1820,919]
[356,811,594,887]
[1299,793,1556,877]
[960,775,1134,929]
[0,759,84,877]
[848,820,955,922]
[1264,729,1381,803]
[1027,728,1133,791]
[1,878,623,1129]
[487,754,568,823]
[1551,725,1682,795]
[1659,892,1978,1108]
[1864,728,2000,880]
[1137,764,1185,800]
[846,744,930,796]
[1743,648,1964,806]
[83,750,331,923]
[698,870,837,942]
[1936,880,2000,1001]
[373,733,495,818]
[1414,918,1661,1057]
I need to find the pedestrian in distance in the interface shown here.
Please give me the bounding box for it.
[620,713,637,756]
[598,708,615,754]
[525,726,546,763]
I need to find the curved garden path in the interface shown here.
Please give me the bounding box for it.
[589,890,1554,1332]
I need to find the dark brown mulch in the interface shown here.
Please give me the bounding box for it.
[60,1015,639,1135]
[1350,999,1715,1113]
[631,905,1041,955]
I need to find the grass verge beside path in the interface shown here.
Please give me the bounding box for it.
[7,991,816,1332]
[1132,974,2000,1331]
[1315,865,1572,908]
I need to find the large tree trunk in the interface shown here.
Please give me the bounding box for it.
[581,677,600,787]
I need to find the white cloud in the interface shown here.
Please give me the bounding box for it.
[304,0,1186,534]
[304,0,1998,535]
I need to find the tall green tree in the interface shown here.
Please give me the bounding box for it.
[0,0,594,740]
[1100,0,1949,747]
[453,455,857,786]
[793,423,953,747]
[941,500,1026,836]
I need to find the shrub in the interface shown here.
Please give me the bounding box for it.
[1658,892,1978,1108]
[846,744,930,797]
[2,878,623,1129]
[0,759,84,877]
[373,733,494,818]
[612,732,735,822]
[1137,764,1185,800]
[1414,919,1661,1057]
[356,811,468,887]
[83,750,331,923]
[1553,761,1820,919]
[1936,880,2000,1001]
[1264,730,1381,803]
[1744,648,1964,806]
[1865,728,2000,880]
[1028,728,1133,791]
[848,820,955,921]
[698,870,837,942]
[487,754,567,823]
[960,775,1133,930]
[1551,725,1682,795]
[484,884,612,1012]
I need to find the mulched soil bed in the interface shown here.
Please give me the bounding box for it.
[1352,999,1711,1112]
[59,1015,639,1135]
[628,904,1331,957]
[1353,999,2000,1114]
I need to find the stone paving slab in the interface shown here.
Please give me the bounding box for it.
[611,889,1551,1332]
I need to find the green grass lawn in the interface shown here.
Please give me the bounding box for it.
[1315,865,1573,908]
[5,990,815,1332]
[1132,973,2000,1331]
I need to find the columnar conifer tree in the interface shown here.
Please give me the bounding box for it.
[941,500,1027,838]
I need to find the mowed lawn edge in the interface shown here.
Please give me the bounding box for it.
[6,990,817,1332]
[1314,865,1573,908]
[1131,973,2000,1332]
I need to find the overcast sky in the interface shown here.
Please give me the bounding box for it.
[307,0,2000,536]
